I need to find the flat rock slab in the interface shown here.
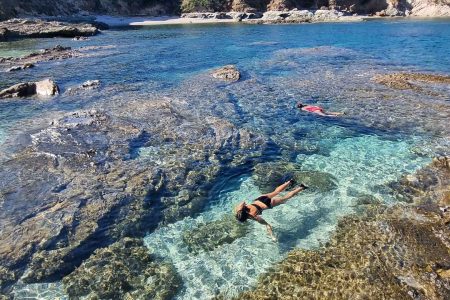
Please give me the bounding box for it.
[0,18,99,40]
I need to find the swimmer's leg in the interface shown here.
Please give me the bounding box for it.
[264,180,291,198]
[271,186,305,207]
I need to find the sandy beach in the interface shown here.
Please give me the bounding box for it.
[95,15,237,27]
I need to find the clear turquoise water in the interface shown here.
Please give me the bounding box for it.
[3,19,450,298]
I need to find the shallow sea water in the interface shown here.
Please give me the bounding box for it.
[3,19,450,299]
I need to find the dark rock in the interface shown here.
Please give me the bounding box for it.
[6,63,34,72]
[252,161,338,194]
[0,79,59,99]
[0,103,265,291]
[211,65,241,82]
[62,238,182,299]
[0,28,8,41]
[182,215,250,254]
[0,18,99,40]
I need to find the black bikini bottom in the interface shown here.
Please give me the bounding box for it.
[254,195,272,209]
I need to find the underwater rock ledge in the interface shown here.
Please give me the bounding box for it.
[229,157,450,299]
[62,237,182,300]
[0,101,267,295]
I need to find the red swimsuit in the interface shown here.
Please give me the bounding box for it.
[303,105,324,113]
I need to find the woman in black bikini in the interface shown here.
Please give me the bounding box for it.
[234,180,308,241]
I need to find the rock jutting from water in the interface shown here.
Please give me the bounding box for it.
[66,80,101,95]
[0,79,59,99]
[211,65,241,81]
[0,18,99,40]
[182,215,250,254]
[62,237,182,300]
[0,100,266,294]
[232,157,450,300]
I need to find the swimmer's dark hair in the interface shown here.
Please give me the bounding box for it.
[236,207,249,222]
[297,102,305,108]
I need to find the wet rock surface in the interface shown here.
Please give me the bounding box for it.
[0,79,59,99]
[388,156,450,205]
[233,158,450,300]
[62,238,181,300]
[0,19,99,40]
[0,45,78,72]
[252,161,338,194]
[0,99,265,292]
[211,65,241,81]
[182,215,250,254]
[66,80,101,95]
[373,72,450,95]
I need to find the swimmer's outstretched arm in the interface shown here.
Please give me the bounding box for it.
[254,215,277,242]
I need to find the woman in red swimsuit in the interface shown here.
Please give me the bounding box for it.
[234,180,308,241]
[297,102,344,117]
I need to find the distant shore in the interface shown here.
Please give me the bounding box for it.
[94,13,450,27]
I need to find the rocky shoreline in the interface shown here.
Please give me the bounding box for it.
[181,9,364,24]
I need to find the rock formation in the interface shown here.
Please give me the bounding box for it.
[211,65,241,81]
[0,19,99,40]
[0,102,265,292]
[0,45,89,73]
[252,161,338,193]
[373,72,450,96]
[62,238,182,299]
[66,80,101,95]
[0,79,59,99]
[182,215,250,254]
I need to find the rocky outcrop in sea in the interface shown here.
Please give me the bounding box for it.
[0,19,99,40]
[0,79,59,99]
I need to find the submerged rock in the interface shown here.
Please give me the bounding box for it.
[0,79,59,99]
[0,18,99,40]
[63,238,182,299]
[373,72,450,95]
[0,102,265,292]
[211,65,241,81]
[182,215,250,254]
[252,161,338,194]
[388,156,450,204]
